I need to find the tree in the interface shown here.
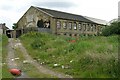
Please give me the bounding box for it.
[102,20,120,36]
[12,23,18,30]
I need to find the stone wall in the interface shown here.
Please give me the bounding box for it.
[55,18,104,36]
[17,6,105,37]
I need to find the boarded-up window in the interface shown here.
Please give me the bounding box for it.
[57,21,61,29]
[63,22,67,29]
[68,22,72,30]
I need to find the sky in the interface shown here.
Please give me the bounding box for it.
[0,0,119,29]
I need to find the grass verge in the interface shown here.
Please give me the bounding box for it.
[2,35,13,78]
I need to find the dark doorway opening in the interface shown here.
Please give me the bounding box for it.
[6,30,11,38]
[16,30,22,38]
[37,19,44,28]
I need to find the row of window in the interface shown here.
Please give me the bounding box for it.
[58,33,97,37]
[57,21,101,31]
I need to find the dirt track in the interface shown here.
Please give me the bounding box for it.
[6,38,29,78]
[6,38,72,78]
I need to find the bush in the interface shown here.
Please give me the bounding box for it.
[102,21,120,36]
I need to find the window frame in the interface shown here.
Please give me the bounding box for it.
[78,23,82,30]
[63,22,67,29]
[87,24,90,31]
[68,22,72,30]
[57,21,61,29]
[73,22,77,30]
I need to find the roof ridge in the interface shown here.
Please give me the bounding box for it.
[36,6,84,17]
[32,6,107,24]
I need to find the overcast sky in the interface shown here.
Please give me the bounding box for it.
[0,0,119,29]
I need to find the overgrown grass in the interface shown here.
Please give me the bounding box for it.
[2,35,13,78]
[14,47,56,78]
[20,32,119,78]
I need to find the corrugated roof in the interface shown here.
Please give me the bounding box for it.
[84,16,108,25]
[35,7,96,23]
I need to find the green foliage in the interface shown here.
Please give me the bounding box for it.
[12,23,18,30]
[31,39,45,49]
[102,21,120,36]
[2,35,13,78]
[20,32,118,78]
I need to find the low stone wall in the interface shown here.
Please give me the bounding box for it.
[38,28,52,33]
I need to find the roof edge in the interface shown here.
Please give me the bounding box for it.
[33,6,54,17]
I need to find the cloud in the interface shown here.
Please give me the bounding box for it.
[0,0,119,29]
[0,5,13,11]
[33,1,77,8]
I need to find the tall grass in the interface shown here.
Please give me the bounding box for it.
[20,32,119,78]
[2,35,13,78]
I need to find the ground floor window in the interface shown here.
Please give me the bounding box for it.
[83,24,86,31]
[57,21,61,29]
[68,22,72,30]
[63,22,67,29]
[37,19,50,28]
[69,34,72,36]
[74,23,77,30]
[44,21,50,28]
[87,24,90,31]
[78,23,82,30]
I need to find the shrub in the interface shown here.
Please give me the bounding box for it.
[102,21,120,36]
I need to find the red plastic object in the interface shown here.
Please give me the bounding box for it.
[69,40,76,43]
[9,69,21,76]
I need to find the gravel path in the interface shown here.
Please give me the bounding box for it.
[6,38,29,78]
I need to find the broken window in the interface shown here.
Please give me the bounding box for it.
[37,19,44,28]
[57,21,61,29]
[83,24,86,31]
[44,21,50,28]
[78,23,82,30]
[87,24,90,31]
[68,22,72,30]
[94,25,96,31]
[95,25,97,31]
[91,24,94,31]
[63,22,67,29]
[69,34,72,36]
[74,23,77,30]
